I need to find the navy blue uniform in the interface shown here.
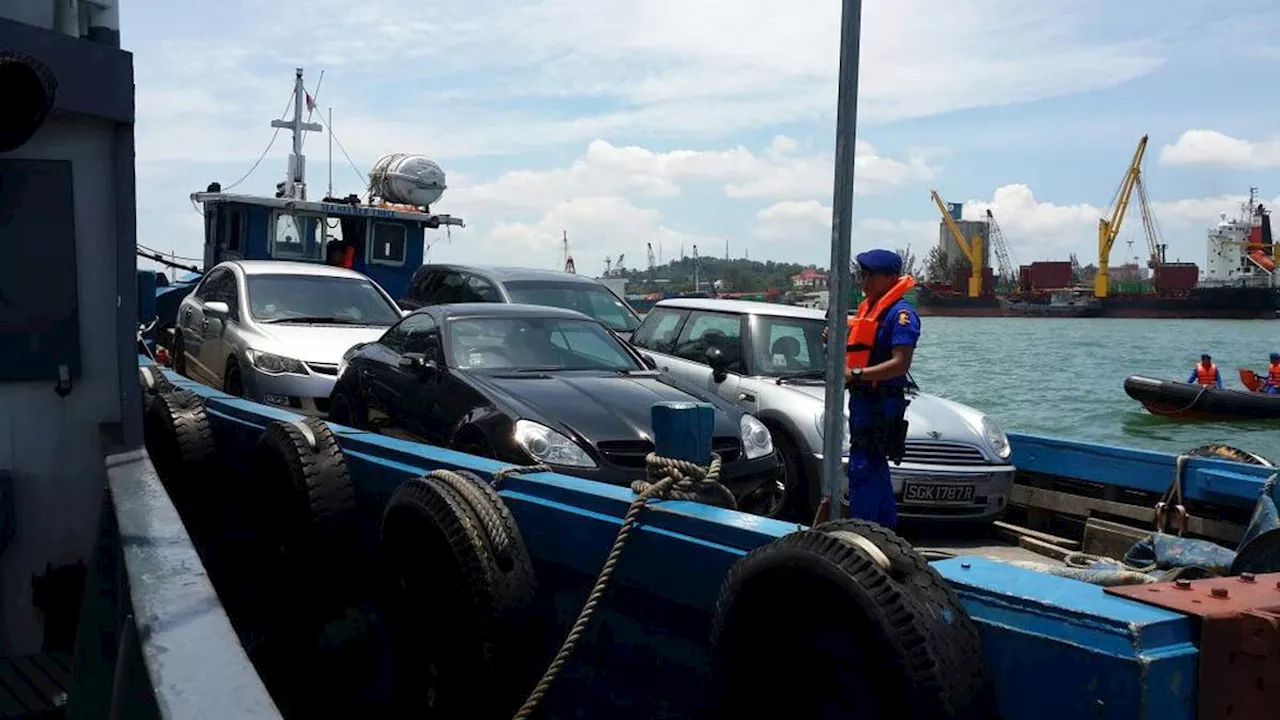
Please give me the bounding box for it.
[846,298,920,528]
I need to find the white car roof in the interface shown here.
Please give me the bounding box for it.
[653,297,826,320]
[227,260,371,280]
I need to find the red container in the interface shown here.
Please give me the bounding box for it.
[1153,263,1199,293]
[1029,261,1072,290]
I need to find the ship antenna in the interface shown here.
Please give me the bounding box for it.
[271,68,322,200]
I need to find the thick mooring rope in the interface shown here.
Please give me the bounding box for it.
[510,452,726,720]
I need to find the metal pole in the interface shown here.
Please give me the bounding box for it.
[819,0,864,523]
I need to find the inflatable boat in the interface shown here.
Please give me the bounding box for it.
[1124,374,1280,420]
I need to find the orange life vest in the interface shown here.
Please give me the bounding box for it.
[1195,362,1218,386]
[844,275,917,371]
[1267,362,1280,385]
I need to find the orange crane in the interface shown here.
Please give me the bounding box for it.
[930,189,984,297]
[1096,135,1151,298]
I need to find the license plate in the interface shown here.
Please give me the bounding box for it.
[902,482,976,505]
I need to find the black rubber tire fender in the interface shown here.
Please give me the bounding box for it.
[250,417,361,599]
[138,363,175,416]
[710,529,991,720]
[378,471,538,718]
[812,519,996,717]
[143,388,216,497]
[1186,443,1274,467]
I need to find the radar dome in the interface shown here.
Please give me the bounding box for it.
[368,154,447,208]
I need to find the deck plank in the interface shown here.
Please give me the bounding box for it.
[0,660,46,717]
[10,658,61,711]
[0,684,26,719]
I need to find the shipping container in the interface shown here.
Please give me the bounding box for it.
[1019,266,1032,295]
[1153,263,1199,293]
[1028,261,1072,290]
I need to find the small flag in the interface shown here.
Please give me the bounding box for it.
[305,92,315,111]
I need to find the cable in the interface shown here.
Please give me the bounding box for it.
[221,90,296,192]
[312,109,367,190]
[300,72,325,152]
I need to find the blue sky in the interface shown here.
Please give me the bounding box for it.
[122,0,1280,278]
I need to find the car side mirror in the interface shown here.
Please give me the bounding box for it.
[398,352,438,381]
[705,346,729,383]
[204,301,230,317]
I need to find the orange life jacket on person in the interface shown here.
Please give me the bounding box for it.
[844,275,918,371]
[1267,362,1280,385]
[1195,362,1218,386]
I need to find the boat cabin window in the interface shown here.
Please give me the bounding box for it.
[369,222,408,266]
[271,211,324,260]
[220,207,246,254]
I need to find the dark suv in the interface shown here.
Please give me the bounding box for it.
[398,264,643,340]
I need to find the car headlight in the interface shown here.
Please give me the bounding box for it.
[814,411,852,450]
[513,420,597,468]
[739,414,774,460]
[245,348,306,375]
[982,416,1011,460]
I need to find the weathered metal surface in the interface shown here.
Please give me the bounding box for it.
[937,557,1197,719]
[0,16,135,123]
[66,448,281,719]
[1107,574,1280,720]
[1010,432,1274,506]
[149,363,1223,720]
[1012,484,1244,544]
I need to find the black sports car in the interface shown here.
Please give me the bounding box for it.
[327,303,785,516]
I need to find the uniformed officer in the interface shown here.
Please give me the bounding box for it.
[837,248,920,527]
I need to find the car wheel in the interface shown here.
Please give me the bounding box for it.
[770,431,810,521]
[171,329,187,377]
[456,435,495,460]
[224,358,244,397]
[328,389,368,429]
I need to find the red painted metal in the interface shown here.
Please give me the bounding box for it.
[1107,574,1280,720]
[1018,265,1032,294]
[1154,263,1199,293]
[1028,261,1072,290]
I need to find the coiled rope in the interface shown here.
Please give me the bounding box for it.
[510,452,726,720]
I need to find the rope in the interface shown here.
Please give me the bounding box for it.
[1145,386,1209,416]
[491,463,553,487]
[1154,455,1190,536]
[510,452,726,720]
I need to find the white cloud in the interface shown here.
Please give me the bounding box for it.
[958,185,1280,266]
[126,0,1166,167]
[1159,130,1280,169]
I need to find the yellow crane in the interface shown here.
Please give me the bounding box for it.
[930,189,984,298]
[1095,135,1149,298]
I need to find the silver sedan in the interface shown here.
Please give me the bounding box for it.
[171,260,405,415]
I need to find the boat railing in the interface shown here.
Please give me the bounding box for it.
[65,445,281,719]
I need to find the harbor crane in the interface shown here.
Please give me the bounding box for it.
[563,231,575,274]
[1096,135,1164,298]
[984,209,1017,286]
[930,189,984,298]
[647,242,657,282]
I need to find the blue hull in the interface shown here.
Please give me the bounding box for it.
[120,353,1280,719]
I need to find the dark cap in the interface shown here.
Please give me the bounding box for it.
[1270,352,1279,361]
[856,248,903,276]
[1201,353,1212,361]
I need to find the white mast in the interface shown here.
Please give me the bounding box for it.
[271,68,322,200]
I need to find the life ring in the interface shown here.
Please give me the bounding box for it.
[379,468,539,718]
[143,388,216,504]
[249,417,361,607]
[710,526,995,720]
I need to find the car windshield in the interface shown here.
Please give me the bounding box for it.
[753,316,828,377]
[446,316,642,372]
[502,280,640,332]
[246,274,402,326]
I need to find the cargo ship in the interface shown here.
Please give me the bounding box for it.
[917,191,1280,319]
